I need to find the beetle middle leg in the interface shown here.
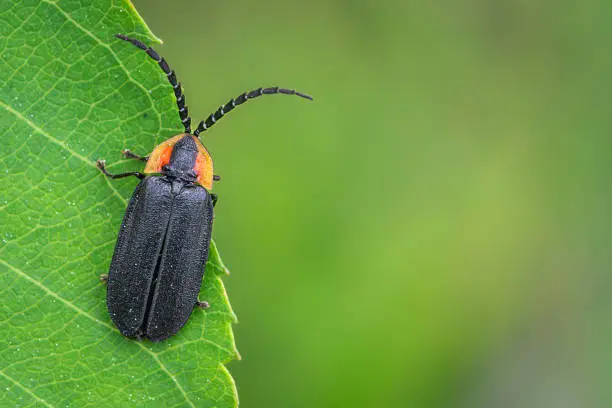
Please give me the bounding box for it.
[99,273,108,283]
[211,193,218,207]
[122,149,149,162]
[195,300,210,309]
[97,160,145,180]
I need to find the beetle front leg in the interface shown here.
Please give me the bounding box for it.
[97,160,145,180]
[122,149,149,162]
[195,300,210,309]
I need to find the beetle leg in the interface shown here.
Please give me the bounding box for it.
[122,149,149,162]
[195,300,210,309]
[211,193,218,207]
[99,273,108,283]
[213,174,221,181]
[97,160,145,180]
[135,330,145,341]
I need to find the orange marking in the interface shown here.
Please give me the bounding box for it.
[158,146,172,168]
[192,136,214,190]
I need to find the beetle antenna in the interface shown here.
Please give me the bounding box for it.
[115,34,192,133]
[193,87,313,137]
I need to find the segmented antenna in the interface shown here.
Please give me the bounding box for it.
[115,34,192,133]
[193,87,313,137]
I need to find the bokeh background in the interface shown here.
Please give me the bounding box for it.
[137,1,611,407]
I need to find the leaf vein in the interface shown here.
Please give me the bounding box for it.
[0,259,196,408]
[0,99,128,206]
[0,370,54,408]
[41,0,164,137]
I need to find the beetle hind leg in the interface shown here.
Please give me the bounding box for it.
[122,149,149,162]
[195,300,210,309]
[135,330,145,342]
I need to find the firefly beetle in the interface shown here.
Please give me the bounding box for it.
[98,34,311,342]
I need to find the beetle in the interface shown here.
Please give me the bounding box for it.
[97,34,311,342]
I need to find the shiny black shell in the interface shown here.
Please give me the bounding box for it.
[106,175,214,342]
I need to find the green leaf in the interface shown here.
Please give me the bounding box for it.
[0,1,239,406]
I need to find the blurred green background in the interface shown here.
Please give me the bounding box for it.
[137,1,611,407]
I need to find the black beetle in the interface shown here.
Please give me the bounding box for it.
[98,34,311,342]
